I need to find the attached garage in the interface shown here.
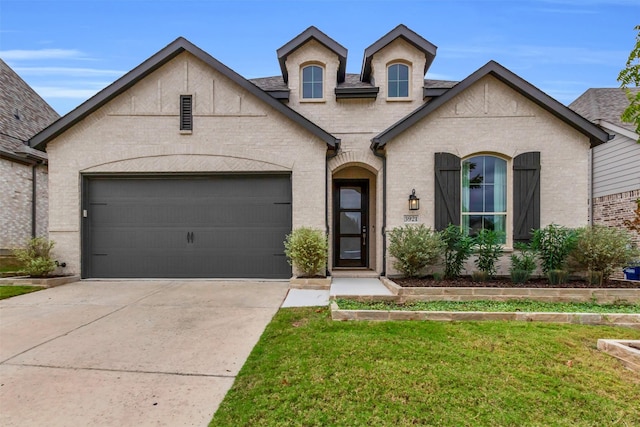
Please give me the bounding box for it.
[82,174,292,279]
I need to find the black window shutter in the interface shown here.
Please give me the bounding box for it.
[434,152,461,231]
[180,95,193,131]
[513,151,540,243]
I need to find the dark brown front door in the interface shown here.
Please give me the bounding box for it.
[334,180,368,267]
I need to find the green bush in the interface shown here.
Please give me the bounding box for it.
[387,224,444,278]
[510,243,537,284]
[569,225,639,281]
[441,224,474,279]
[284,227,327,277]
[532,224,577,275]
[474,229,503,279]
[12,237,56,277]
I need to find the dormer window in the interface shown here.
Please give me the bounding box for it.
[387,63,409,98]
[302,65,323,99]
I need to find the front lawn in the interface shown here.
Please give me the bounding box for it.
[336,298,640,314]
[211,307,640,427]
[0,285,42,300]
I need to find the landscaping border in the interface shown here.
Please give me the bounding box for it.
[0,275,80,288]
[330,302,640,329]
[379,277,640,303]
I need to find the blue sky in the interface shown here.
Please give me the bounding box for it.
[1,0,638,115]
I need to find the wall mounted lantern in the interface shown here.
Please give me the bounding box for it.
[408,189,420,211]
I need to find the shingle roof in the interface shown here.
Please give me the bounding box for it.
[569,88,639,134]
[0,59,58,162]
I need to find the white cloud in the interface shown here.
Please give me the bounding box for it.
[12,66,124,77]
[33,86,99,99]
[0,48,83,60]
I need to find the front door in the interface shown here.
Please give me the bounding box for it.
[334,180,368,267]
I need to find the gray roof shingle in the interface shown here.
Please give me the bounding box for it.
[569,87,639,134]
[0,59,59,161]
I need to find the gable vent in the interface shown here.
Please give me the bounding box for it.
[180,95,193,131]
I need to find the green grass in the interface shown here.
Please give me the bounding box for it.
[336,298,640,314]
[0,285,42,300]
[211,308,640,427]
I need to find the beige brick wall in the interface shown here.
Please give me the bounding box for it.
[0,159,48,252]
[46,52,328,275]
[383,75,592,276]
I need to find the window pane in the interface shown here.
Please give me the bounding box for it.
[312,66,323,80]
[313,82,322,98]
[340,188,361,209]
[340,237,361,260]
[302,66,322,99]
[398,64,408,80]
[302,66,313,81]
[388,81,398,97]
[340,212,361,234]
[468,187,483,212]
[463,215,483,237]
[303,83,312,99]
[398,81,408,97]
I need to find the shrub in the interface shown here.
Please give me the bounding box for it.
[569,225,639,281]
[532,224,577,275]
[474,229,503,279]
[441,224,474,279]
[387,224,444,278]
[510,242,537,284]
[284,227,327,277]
[12,237,56,277]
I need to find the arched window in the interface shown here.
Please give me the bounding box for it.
[302,65,323,99]
[387,63,409,98]
[462,155,507,242]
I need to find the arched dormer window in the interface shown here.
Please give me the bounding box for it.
[302,65,323,99]
[387,63,409,98]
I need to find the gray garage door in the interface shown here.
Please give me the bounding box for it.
[82,175,292,279]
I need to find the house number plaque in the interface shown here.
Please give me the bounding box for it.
[403,215,419,223]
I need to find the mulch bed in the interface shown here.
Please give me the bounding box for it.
[393,276,640,289]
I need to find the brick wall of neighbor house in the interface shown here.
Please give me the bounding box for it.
[0,159,48,253]
[384,75,592,276]
[45,52,328,275]
[593,189,640,247]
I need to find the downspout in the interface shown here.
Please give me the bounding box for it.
[590,147,594,226]
[372,145,386,277]
[31,161,38,238]
[326,141,340,276]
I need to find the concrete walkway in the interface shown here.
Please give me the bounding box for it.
[281,277,391,307]
[0,280,289,426]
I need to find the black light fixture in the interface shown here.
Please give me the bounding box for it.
[408,189,420,211]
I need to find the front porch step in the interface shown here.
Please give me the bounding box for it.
[331,270,380,279]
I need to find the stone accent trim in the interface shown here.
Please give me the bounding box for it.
[331,302,640,329]
[597,339,640,371]
[0,275,80,288]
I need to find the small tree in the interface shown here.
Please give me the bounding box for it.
[13,237,56,277]
[284,227,327,277]
[569,225,639,282]
[473,229,503,280]
[387,224,444,278]
[617,24,640,139]
[441,224,474,279]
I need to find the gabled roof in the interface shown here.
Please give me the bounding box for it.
[1,59,58,163]
[276,26,347,84]
[569,87,639,136]
[30,37,340,150]
[372,60,610,149]
[361,24,437,83]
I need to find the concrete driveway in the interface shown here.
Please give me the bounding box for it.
[0,280,289,426]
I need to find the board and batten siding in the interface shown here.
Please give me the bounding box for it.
[592,133,640,198]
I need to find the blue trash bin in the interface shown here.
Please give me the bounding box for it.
[623,266,640,281]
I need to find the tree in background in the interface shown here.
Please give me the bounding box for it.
[617,25,640,140]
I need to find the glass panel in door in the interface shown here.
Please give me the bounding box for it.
[334,181,368,267]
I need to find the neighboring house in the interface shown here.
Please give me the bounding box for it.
[569,88,640,248]
[30,25,608,279]
[0,59,59,258]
